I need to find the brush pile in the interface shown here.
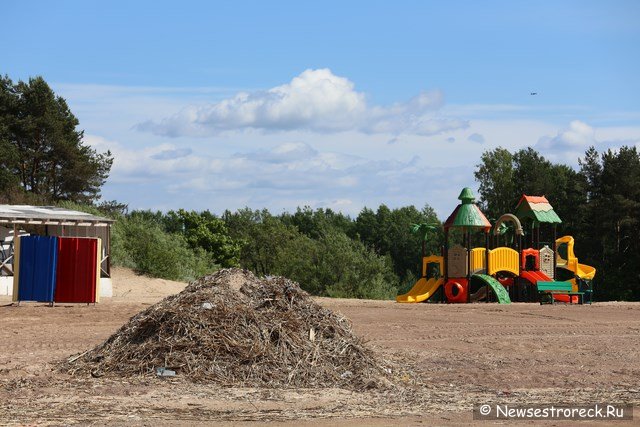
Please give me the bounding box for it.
[63,268,388,389]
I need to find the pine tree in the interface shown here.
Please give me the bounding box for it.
[0,75,112,203]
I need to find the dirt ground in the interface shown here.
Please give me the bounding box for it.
[1,267,639,425]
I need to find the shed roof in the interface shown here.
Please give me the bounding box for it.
[514,195,562,224]
[0,205,114,227]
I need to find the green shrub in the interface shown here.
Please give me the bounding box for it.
[274,228,398,300]
[114,215,217,281]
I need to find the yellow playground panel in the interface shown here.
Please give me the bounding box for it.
[421,254,443,277]
[470,247,486,273]
[487,247,519,276]
[469,246,519,276]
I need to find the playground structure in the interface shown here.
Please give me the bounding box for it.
[397,189,596,304]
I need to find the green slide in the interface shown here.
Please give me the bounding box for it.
[472,274,511,304]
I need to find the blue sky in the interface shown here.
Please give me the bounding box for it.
[2,1,639,217]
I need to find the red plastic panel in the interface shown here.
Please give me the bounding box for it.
[521,248,540,270]
[520,269,552,285]
[54,237,98,303]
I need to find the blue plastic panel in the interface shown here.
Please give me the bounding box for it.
[18,236,58,302]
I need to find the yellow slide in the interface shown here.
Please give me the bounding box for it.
[556,235,596,294]
[396,277,444,303]
[556,235,596,284]
[576,263,596,280]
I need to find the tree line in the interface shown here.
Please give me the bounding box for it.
[87,142,640,301]
[2,75,638,300]
[475,146,640,300]
[67,203,443,300]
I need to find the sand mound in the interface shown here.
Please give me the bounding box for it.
[64,269,388,389]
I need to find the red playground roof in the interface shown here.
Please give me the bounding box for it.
[515,194,562,224]
[518,195,550,205]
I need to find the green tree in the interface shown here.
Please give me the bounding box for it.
[352,207,378,247]
[226,208,305,276]
[411,222,439,257]
[166,209,240,267]
[276,228,398,299]
[592,147,640,300]
[474,146,586,234]
[512,148,555,197]
[280,206,354,238]
[354,204,442,283]
[223,207,398,299]
[580,146,603,202]
[0,75,112,203]
[0,76,20,197]
[474,147,515,219]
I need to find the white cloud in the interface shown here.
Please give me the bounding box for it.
[84,135,207,181]
[537,120,596,151]
[315,198,355,211]
[535,120,640,164]
[69,81,640,218]
[86,134,473,216]
[135,68,467,138]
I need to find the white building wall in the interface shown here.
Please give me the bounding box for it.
[0,277,112,299]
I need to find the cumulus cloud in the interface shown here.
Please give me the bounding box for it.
[537,121,596,152]
[159,141,406,197]
[535,120,599,164]
[89,134,464,215]
[136,68,467,138]
[84,135,207,181]
[67,78,640,217]
[535,120,640,164]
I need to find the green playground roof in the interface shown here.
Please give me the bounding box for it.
[443,188,492,230]
[514,195,562,224]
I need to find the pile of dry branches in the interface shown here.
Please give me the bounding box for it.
[63,269,388,390]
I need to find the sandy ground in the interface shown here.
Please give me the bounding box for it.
[1,267,639,425]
